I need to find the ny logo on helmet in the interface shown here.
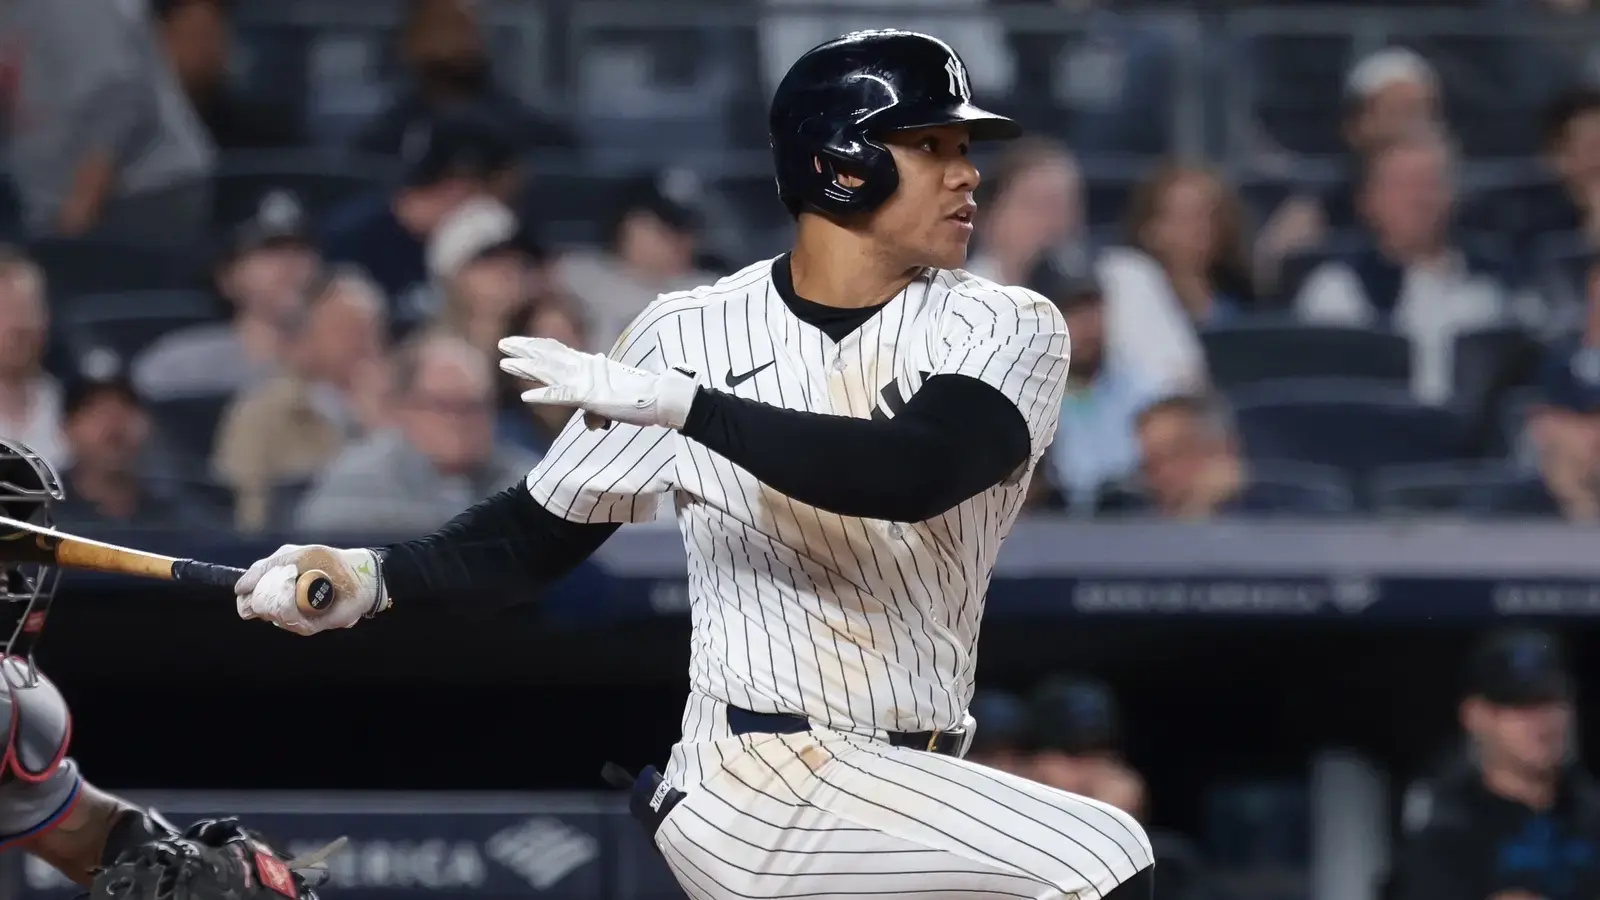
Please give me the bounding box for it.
[944,58,970,101]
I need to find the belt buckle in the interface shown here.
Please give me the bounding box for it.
[926,729,943,752]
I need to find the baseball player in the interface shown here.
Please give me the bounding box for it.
[234,29,1155,900]
[0,438,337,900]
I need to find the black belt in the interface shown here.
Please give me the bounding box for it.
[726,706,966,757]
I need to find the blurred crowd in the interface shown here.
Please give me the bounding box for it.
[978,626,1600,900]
[9,0,1600,533]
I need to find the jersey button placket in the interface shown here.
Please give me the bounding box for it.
[831,357,847,373]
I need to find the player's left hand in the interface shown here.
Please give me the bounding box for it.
[498,336,699,430]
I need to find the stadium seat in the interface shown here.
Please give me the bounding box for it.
[1369,461,1533,515]
[1201,321,1411,389]
[1091,461,1354,518]
[1467,474,1562,518]
[1449,325,1545,456]
[1229,379,1471,498]
[266,478,315,532]
[27,237,193,298]
[211,152,395,226]
[1272,229,1370,309]
[146,393,233,468]
[143,476,236,526]
[517,171,631,246]
[1531,229,1591,315]
[56,291,223,370]
[0,173,22,240]
[1237,459,1359,517]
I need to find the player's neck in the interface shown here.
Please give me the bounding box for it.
[790,228,921,309]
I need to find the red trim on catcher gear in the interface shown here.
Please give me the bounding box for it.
[0,659,72,785]
[0,770,81,851]
[252,847,298,898]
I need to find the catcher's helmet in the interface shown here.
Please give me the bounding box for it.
[769,30,1022,219]
[0,438,63,681]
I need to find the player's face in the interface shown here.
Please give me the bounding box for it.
[1470,698,1573,776]
[874,125,980,270]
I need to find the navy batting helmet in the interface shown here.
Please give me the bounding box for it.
[769,30,1022,219]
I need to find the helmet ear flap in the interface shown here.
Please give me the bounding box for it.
[806,134,899,218]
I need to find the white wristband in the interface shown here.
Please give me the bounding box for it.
[657,369,700,430]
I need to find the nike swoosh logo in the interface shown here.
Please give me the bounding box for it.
[725,361,775,388]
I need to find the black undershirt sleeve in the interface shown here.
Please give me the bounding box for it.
[680,373,1033,523]
[376,374,1032,608]
[378,487,619,610]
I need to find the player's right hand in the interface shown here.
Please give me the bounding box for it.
[233,544,388,635]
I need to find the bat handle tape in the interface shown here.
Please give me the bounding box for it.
[170,559,247,589]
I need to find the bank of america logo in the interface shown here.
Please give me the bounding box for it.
[486,817,599,889]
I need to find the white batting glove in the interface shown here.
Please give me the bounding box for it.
[498,336,699,430]
[234,544,388,635]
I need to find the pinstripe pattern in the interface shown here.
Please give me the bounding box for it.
[658,703,1151,900]
[528,257,1069,737]
[524,257,1135,899]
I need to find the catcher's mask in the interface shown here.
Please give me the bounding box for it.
[0,438,63,686]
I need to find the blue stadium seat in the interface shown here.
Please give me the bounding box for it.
[1229,380,1470,492]
[1092,460,1354,518]
[27,237,193,298]
[0,173,22,240]
[1449,325,1545,457]
[1466,474,1562,519]
[1201,321,1411,389]
[1529,229,1591,318]
[147,393,234,468]
[212,152,396,226]
[56,291,223,371]
[1238,459,1358,517]
[1369,461,1533,515]
[266,478,316,532]
[143,476,236,526]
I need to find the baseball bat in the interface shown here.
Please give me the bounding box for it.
[0,514,335,616]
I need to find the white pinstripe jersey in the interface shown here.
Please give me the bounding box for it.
[526,255,1071,737]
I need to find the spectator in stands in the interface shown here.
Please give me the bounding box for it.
[965,689,1033,778]
[425,196,532,359]
[1541,87,1600,246]
[1,0,214,243]
[1296,128,1508,406]
[1526,258,1600,520]
[1130,394,1246,519]
[53,368,200,527]
[1030,258,1154,514]
[151,0,303,150]
[0,249,64,469]
[352,0,573,160]
[1028,675,1146,820]
[1130,393,1344,518]
[320,107,516,331]
[965,138,1089,287]
[1256,48,1444,291]
[560,170,719,354]
[1389,628,1600,900]
[1099,164,1253,392]
[212,267,392,531]
[134,190,320,400]
[495,293,588,455]
[294,332,536,534]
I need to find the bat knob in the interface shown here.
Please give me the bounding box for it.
[294,570,335,616]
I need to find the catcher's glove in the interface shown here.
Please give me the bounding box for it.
[89,815,345,900]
